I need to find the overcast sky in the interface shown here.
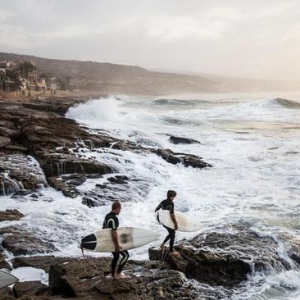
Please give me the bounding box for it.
[1,0,300,81]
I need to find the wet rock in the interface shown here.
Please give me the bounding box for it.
[0,252,11,270]
[154,148,211,168]
[0,136,11,148]
[0,287,15,300]
[169,136,201,144]
[107,175,129,184]
[3,145,28,152]
[41,156,113,178]
[0,152,47,196]
[13,281,49,298]
[48,176,79,198]
[11,256,75,272]
[82,176,152,207]
[1,227,58,256]
[11,189,33,197]
[290,252,300,265]
[281,233,300,266]
[0,209,24,222]
[150,225,292,288]
[82,196,103,207]
[61,174,87,186]
[23,97,88,116]
[49,257,203,299]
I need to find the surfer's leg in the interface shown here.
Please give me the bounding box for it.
[168,228,176,252]
[111,252,120,276]
[115,251,129,278]
[117,250,129,273]
[163,225,171,245]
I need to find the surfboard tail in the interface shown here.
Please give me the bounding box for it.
[81,234,97,251]
[0,270,18,289]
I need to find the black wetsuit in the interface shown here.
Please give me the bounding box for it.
[102,212,129,275]
[155,198,176,252]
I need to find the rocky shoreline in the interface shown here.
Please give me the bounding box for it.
[0,95,211,198]
[1,95,300,299]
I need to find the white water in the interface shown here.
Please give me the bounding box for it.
[1,92,300,299]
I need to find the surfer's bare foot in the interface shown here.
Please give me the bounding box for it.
[115,272,128,279]
[169,251,180,256]
[160,243,165,250]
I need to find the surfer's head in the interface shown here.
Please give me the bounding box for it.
[167,190,177,200]
[112,200,122,215]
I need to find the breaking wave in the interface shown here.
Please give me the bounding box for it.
[274,98,300,109]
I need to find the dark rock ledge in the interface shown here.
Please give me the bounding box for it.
[0,97,211,198]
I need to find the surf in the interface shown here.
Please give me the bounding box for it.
[1,91,300,299]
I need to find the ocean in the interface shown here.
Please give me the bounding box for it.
[1,91,300,299]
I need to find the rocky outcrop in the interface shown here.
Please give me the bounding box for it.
[0,97,211,199]
[153,149,210,168]
[0,210,24,222]
[150,225,292,288]
[1,226,58,256]
[13,281,49,298]
[169,136,201,145]
[0,151,47,195]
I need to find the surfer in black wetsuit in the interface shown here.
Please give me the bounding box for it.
[155,190,179,255]
[102,201,129,278]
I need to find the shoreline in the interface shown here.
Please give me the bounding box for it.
[0,89,108,103]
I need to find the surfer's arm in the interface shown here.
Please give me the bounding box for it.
[155,203,162,212]
[170,212,178,230]
[112,229,121,252]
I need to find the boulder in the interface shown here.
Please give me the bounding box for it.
[0,151,47,196]
[48,258,204,299]
[0,287,15,300]
[169,136,201,144]
[13,281,49,298]
[0,210,24,222]
[0,136,11,148]
[0,252,11,270]
[1,227,58,256]
[154,148,211,168]
[150,225,292,288]
[11,256,74,272]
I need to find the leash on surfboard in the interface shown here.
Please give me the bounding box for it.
[80,242,87,259]
[161,246,170,261]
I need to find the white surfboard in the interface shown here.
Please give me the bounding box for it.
[0,270,18,289]
[79,227,160,252]
[156,210,202,232]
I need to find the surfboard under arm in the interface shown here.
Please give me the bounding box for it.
[156,210,202,232]
[80,227,160,253]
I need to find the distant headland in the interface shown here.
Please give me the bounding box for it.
[1,52,300,98]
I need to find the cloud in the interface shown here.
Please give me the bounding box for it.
[148,16,225,41]
[1,0,300,80]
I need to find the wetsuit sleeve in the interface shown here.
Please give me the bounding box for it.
[155,202,162,212]
[170,202,174,214]
[107,216,118,230]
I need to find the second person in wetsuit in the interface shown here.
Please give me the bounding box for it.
[155,190,179,255]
